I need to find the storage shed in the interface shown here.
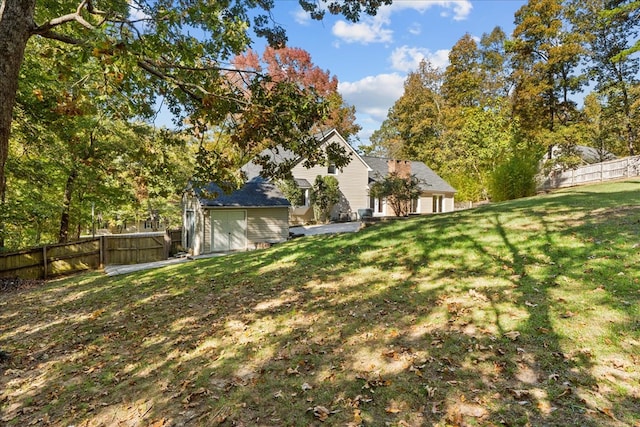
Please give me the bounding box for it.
[182,177,290,256]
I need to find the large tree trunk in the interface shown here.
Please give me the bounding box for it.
[0,0,36,248]
[59,168,78,243]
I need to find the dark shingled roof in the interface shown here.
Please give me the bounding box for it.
[195,177,290,207]
[362,156,456,194]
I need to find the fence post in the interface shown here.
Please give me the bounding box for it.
[99,235,104,268]
[42,245,48,280]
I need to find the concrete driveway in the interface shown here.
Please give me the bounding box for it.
[289,221,361,236]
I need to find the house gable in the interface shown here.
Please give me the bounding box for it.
[290,130,371,218]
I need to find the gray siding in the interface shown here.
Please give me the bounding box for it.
[291,133,370,220]
[246,208,289,247]
[200,207,288,254]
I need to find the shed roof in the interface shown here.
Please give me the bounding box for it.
[195,177,290,208]
[362,156,457,194]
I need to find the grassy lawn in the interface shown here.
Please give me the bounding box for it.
[1,180,639,426]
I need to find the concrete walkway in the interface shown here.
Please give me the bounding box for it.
[103,253,227,276]
[289,221,361,236]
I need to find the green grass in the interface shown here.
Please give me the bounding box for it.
[1,180,639,426]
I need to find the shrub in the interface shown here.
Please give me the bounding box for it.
[489,153,538,202]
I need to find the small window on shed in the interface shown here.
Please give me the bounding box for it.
[327,163,337,175]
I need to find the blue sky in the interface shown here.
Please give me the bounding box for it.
[259,0,528,146]
[149,1,529,146]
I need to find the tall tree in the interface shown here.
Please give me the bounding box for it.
[442,33,483,108]
[385,59,445,164]
[478,26,513,104]
[508,0,586,155]
[233,46,361,140]
[573,0,639,156]
[0,0,391,248]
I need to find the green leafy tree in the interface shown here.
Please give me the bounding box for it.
[508,0,586,155]
[479,26,513,103]
[602,1,640,61]
[310,175,340,223]
[366,118,404,158]
[385,59,445,164]
[369,172,422,217]
[0,0,392,249]
[276,178,304,208]
[572,0,639,156]
[442,33,483,108]
[441,103,518,201]
[488,150,539,202]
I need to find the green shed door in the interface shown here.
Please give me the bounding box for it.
[211,210,247,252]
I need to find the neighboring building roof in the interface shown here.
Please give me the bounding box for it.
[294,178,312,188]
[241,146,300,180]
[550,145,617,164]
[242,128,371,180]
[194,177,290,208]
[362,156,457,194]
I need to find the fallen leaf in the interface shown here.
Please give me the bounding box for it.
[383,349,399,360]
[598,407,617,420]
[458,403,487,418]
[301,382,313,391]
[424,385,437,398]
[509,389,530,398]
[308,405,340,422]
[525,301,538,307]
[504,331,520,341]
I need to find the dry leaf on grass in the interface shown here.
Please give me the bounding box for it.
[504,331,520,341]
[308,405,339,422]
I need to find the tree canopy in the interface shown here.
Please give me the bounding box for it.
[370,0,639,202]
[0,0,391,249]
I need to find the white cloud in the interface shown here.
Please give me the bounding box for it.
[331,1,472,45]
[339,73,405,123]
[390,46,449,72]
[128,2,150,21]
[387,0,472,21]
[408,23,422,36]
[332,19,393,44]
[292,7,312,25]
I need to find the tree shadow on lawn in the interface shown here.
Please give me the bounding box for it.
[1,184,638,426]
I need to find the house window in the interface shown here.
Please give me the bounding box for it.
[432,195,443,213]
[327,163,337,175]
[368,196,383,213]
[295,188,310,207]
[410,198,419,214]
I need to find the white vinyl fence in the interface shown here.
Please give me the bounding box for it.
[539,155,640,191]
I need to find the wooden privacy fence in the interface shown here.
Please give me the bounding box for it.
[539,155,640,191]
[0,231,177,280]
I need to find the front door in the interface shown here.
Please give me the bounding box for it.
[211,210,247,252]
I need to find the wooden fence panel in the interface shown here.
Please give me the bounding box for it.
[167,229,182,255]
[46,239,101,277]
[0,248,44,279]
[1,232,175,280]
[540,155,640,191]
[102,232,169,265]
